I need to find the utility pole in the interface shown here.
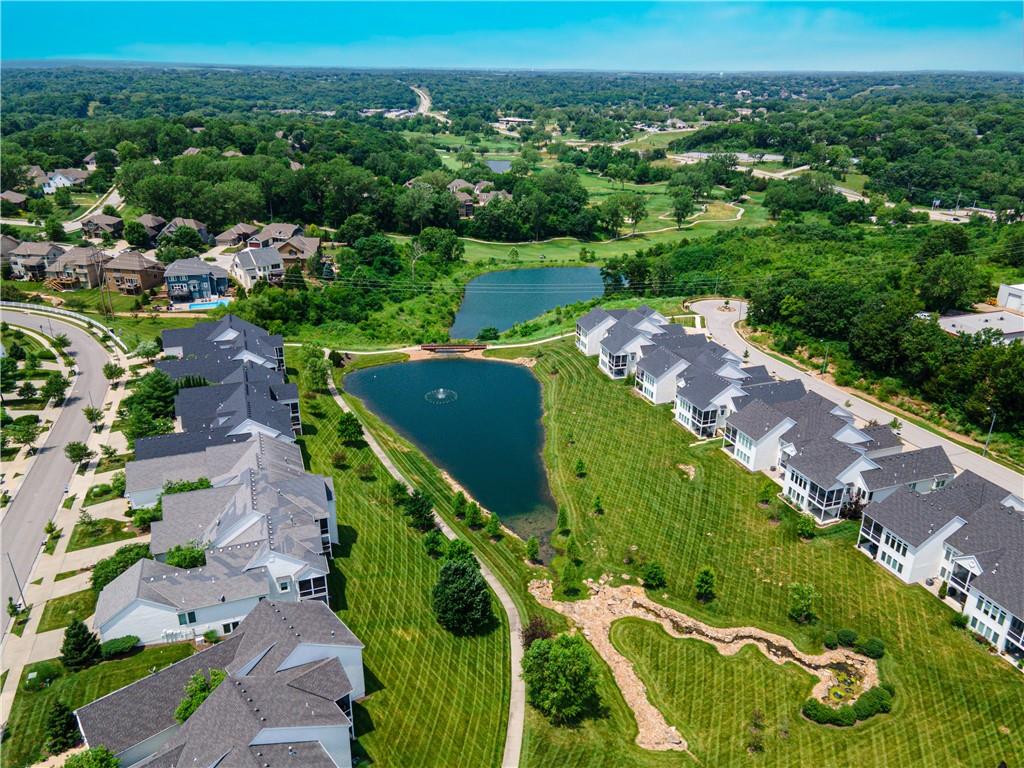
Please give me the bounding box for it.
[820,345,830,376]
[6,552,26,608]
[983,410,996,457]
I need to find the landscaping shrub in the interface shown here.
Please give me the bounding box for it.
[432,559,494,635]
[952,613,969,629]
[795,515,816,539]
[521,615,553,648]
[91,543,152,593]
[45,700,81,754]
[837,628,858,647]
[640,561,667,590]
[800,698,834,724]
[61,618,101,671]
[857,637,886,659]
[833,705,858,726]
[522,634,598,724]
[100,635,139,660]
[823,631,838,650]
[853,686,893,719]
[22,659,62,691]
[422,529,446,558]
[938,581,948,599]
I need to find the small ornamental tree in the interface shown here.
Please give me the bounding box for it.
[337,412,364,445]
[556,505,569,534]
[788,582,818,624]
[82,406,104,431]
[484,514,502,539]
[452,491,467,518]
[574,458,586,478]
[432,559,494,635]
[694,566,716,602]
[102,362,125,381]
[465,501,483,528]
[42,373,70,403]
[45,699,81,754]
[525,536,541,563]
[174,669,226,723]
[640,561,667,590]
[403,489,435,531]
[521,615,553,647]
[61,618,101,671]
[17,381,37,399]
[522,634,598,724]
[64,441,96,465]
[63,747,120,768]
[443,538,477,567]
[423,529,447,558]
[795,515,816,540]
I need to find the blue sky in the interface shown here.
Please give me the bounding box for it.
[2,2,1020,71]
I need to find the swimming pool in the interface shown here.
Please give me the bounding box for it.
[188,298,232,310]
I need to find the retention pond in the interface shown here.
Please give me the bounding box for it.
[450,266,603,339]
[345,357,556,546]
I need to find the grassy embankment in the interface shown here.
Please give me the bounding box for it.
[289,351,511,767]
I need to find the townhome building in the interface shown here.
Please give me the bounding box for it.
[673,364,781,436]
[575,307,627,355]
[77,600,364,768]
[173,365,300,439]
[858,471,1024,659]
[596,308,672,379]
[161,314,285,371]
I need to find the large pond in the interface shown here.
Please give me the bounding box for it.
[345,358,556,548]
[450,266,603,340]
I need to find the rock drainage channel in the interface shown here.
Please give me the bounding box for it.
[529,576,880,753]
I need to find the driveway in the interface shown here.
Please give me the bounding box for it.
[0,187,123,232]
[692,299,1024,495]
[0,311,113,633]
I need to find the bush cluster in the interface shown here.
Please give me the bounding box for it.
[802,685,893,727]
[100,635,140,660]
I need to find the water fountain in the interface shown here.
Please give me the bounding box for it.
[424,387,458,405]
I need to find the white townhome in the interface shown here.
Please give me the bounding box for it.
[857,471,1024,659]
[595,307,671,379]
[78,600,365,768]
[575,307,626,355]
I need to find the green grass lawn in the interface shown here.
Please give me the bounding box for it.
[54,568,88,582]
[0,327,56,359]
[483,340,1023,768]
[1,644,193,768]
[66,518,136,552]
[95,452,132,474]
[290,353,510,767]
[37,588,98,633]
[82,481,123,507]
[9,606,32,638]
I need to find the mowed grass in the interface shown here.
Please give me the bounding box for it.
[1,644,193,768]
[37,588,98,633]
[66,518,136,551]
[488,340,1023,768]
[289,353,510,768]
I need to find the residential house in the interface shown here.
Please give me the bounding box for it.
[858,471,1024,658]
[104,251,165,294]
[0,235,20,271]
[454,190,475,218]
[232,247,285,289]
[44,246,111,289]
[80,213,123,239]
[164,257,230,303]
[77,600,364,768]
[446,179,473,195]
[215,222,259,246]
[42,168,89,194]
[0,190,27,207]
[478,189,512,207]
[10,241,64,279]
[274,235,321,269]
[135,213,167,246]
[673,363,782,435]
[180,146,203,156]
[159,217,213,244]
[246,222,303,249]
[161,314,285,371]
[26,165,48,187]
[595,307,671,379]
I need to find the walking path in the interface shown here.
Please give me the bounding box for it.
[325,365,525,768]
[692,299,1023,494]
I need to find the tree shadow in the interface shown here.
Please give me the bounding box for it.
[335,525,357,558]
[301,422,318,436]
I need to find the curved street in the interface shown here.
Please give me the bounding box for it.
[692,299,1024,494]
[1,311,113,632]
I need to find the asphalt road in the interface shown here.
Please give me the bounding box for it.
[1,311,112,632]
[0,188,123,231]
[692,299,1024,496]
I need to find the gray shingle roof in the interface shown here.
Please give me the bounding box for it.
[945,501,1024,618]
[636,346,685,378]
[860,424,902,451]
[786,438,862,488]
[859,446,954,491]
[126,438,262,498]
[106,251,163,272]
[576,307,624,332]
[726,399,790,441]
[234,247,283,270]
[77,600,361,757]
[865,470,1008,547]
[133,430,251,461]
[163,257,229,279]
[676,370,736,411]
[600,321,648,355]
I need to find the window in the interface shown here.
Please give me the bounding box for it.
[298,575,328,599]
[178,611,197,626]
[222,621,240,634]
[278,580,290,592]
